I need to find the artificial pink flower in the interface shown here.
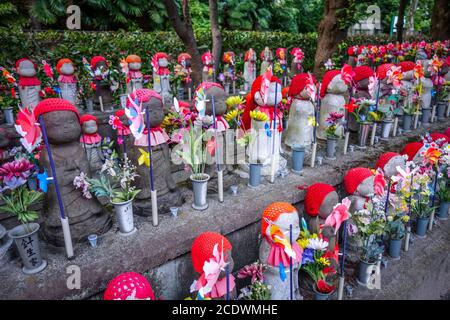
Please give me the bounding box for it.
[340,64,354,86]
[374,168,386,196]
[323,197,351,234]
[42,60,53,79]
[317,279,336,294]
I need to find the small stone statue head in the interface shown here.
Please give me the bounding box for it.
[191,232,234,277]
[244,49,256,63]
[128,89,164,128]
[289,73,317,100]
[400,142,425,163]
[201,51,213,67]
[276,48,287,61]
[16,58,37,77]
[344,167,374,197]
[194,82,227,116]
[354,66,374,90]
[90,56,108,72]
[56,58,75,75]
[252,76,282,107]
[304,183,340,220]
[320,70,348,98]
[261,202,301,244]
[178,53,192,68]
[398,61,415,81]
[80,114,99,134]
[33,98,81,145]
[422,59,432,78]
[376,152,406,178]
[126,55,142,71]
[261,47,273,62]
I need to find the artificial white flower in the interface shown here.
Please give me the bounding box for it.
[306,238,329,250]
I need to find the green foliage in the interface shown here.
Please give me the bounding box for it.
[0,186,43,225]
[438,180,450,203]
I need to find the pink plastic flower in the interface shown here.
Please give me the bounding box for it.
[323,197,351,234]
[374,168,386,196]
[0,158,34,190]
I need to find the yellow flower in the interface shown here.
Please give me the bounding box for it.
[138,148,150,167]
[226,96,245,108]
[401,215,410,223]
[250,110,269,122]
[311,233,318,239]
[307,116,317,127]
[317,257,330,267]
[297,238,309,249]
[224,109,240,122]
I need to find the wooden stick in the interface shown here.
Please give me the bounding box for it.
[404,226,411,252]
[446,100,450,117]
[431,104,436,123]
[99,96,104,112]
[413,112,419,129]
[428,208,435,231]
[343,131,350,155]
[151,189,158,227]
[392,117,398,137]
[218,170,224,203]
[188,87,192,101]
[370,123,377,145]
[310,143,317,168]
[337,276,345,300]
[233,81,236,94]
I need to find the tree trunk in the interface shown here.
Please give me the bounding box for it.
[396,0,409,43]
[406,0,418,36]
[162,0,202,85]
[313,0,349,76]
[209,0,222,74]
[431,0,450,40]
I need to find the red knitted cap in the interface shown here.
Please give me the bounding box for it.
[343,167,373,195]
[127,89,162,107]
[191,232,232,274]
[201,52,213,64]
[320,70,340,98]
[353,66,374,82]
[34,98,80,120]
[444,127,450,139]
[376,63,395,80]
[80,114,98,125]
[304,183,336,217]
[400,142,424,161]
[261,202,297,236]
[288,73,316,98]
[430,132,449,144]
[153,52,169,61]
[241,75,282,130]
[16,58,37,70]
[398,61,415,72]
[126,54,141,63]
[115,109,125,117]
[104,272,155,300]
[90,56,107,70]
[56,58,73,74]
[376,152,401,170]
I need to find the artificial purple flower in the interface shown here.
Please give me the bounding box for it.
[0,158,34,190]
[301,248,314,265]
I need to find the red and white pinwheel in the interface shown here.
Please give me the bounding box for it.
[323,197,350,234]
[14,107,42,153]
[340,64,355,86]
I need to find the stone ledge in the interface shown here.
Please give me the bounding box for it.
[0,119,448,300]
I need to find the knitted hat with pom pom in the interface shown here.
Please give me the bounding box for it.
[104,272,155,300]
[289,73,316,98]
[343,167,373,195]
[430,132,449,144]
[261,202,298,235]
[56,58,74,74]
[304,183,336,217]
[191,232,232,274]
[90,56,107,70]
[126,88,162,107]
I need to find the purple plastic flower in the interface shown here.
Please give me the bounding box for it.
[0,158,34,190]
[301,248,314,265]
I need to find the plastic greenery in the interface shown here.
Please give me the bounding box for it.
[384,215,408,240]
[438,180,450,203]
[239,281,271,300]
[0,185,43,225]
[176,122,207,179]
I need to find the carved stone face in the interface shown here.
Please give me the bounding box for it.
[422,60,432,78]
[82,120,98,135]
[298,86,315,100]
[327,75,348,94]
[42,111,81,145]
[254,82,282,106]
[403,70,414,81]
[262,47,273,62]
[318,191,340,220]
[60,63,74,75]
[357,78,370,89]
[181,59,191,68]
[95,60,108,71]
[384,155,406,178]
[128,62,142,71]
[275,212,301,242]
[158,58,169,68]
[204,86,227,116]
[18,60,36,77]
[142,97,164,127]
[356,176,375,197]
[248,51,256,62]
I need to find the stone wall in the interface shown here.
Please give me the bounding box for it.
[0,119,449,300]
